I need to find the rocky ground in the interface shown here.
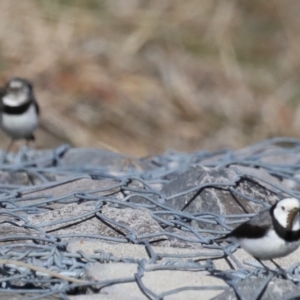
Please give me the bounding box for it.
[0,138,299,299]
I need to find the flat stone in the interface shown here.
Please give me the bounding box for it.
[67,237,300,271]
[0,171,30,186]
[211,277,300,300]
[161,166,277,231]
[228,165,283,191]
[23,203,120,239]
[18,178,120,209]
[24,178,120,198]
[223,245,300,271]
[21,204,165,241]
[100,206,165,242]
[0,222,39,245]
[26,203,97,232]
[82,262,226,300]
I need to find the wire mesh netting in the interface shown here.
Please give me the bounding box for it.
[0,137,300,299]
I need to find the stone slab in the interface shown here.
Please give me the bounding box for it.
[80,262,227,300]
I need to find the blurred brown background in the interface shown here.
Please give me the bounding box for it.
[0,0,300,157]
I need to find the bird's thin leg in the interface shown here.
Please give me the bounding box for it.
[254,258,271,273]
[255,258,286,278]
[270,259,282,269]
[25,134,35,149]
[25,140,30,147]
[270,259,287,278]
[6,139,14,153]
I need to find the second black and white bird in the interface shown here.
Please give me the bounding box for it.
[0,77,39,150]
[214,198,300,260]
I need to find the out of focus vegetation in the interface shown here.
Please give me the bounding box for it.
[0,0,300,156]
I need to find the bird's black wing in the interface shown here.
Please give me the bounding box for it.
[0,87,6,110]
[214,209,272,241]
[34,101,40,115]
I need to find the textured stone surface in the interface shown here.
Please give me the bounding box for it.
[161,165,279,231]
[67,239,300,272]
[26,203,99,234]
[20,205,165,241]
[17,178,121,209]
[25,178,120,198]
[0,222,38,246]
[0,171,30,185]
[101,206,165,242]
[211,277,300,300]
[228,165,283,191]
[83,262,226,300]
[2,145,300,300]
[23,204,128,238]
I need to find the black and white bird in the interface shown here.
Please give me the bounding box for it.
[0,77,40,151]
[214,198,300,261]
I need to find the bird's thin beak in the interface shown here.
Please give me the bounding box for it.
[286,208,300,230]
[293,207,300,214]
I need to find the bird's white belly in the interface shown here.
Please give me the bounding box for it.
[239,230,300,260]
[0,105,38,139]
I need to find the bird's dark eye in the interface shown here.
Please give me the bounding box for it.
[281,206,285,211]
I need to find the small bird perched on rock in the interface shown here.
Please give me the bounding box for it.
[214,198,300,262]
[0,77,40,151]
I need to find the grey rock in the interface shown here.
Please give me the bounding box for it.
[23,204,165,242]
[211,277,300,300]
[19,178,120,209]
[228,165,283,192]
[66,239,300,276]
[0,218,40,246]
[161,165,277,231]
[24,203,127,239]
[0,171,30,185]
[26,203,98,234]
[101,206,165,242]
[1,142,300,300]
[83,262,226,300]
